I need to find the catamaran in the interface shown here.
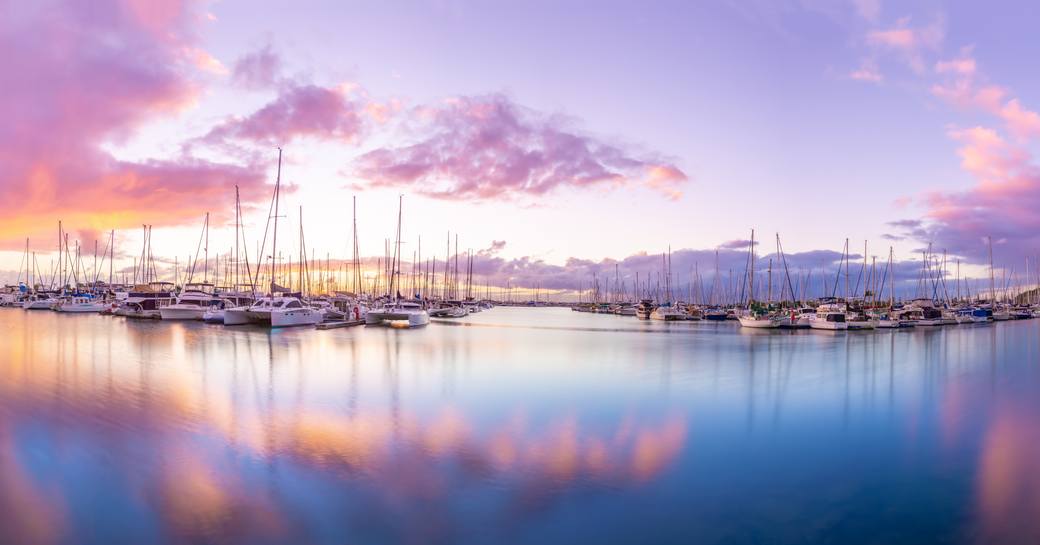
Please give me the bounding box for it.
[160,283,221,320]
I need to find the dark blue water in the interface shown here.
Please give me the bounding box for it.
[1,307,1038,544]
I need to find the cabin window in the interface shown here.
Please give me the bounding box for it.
[285,300,302,309]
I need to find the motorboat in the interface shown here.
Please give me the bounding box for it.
[430,304,468,318]
[650,303,685,321]
[114,282,175,319]
[614,304,638,316]
[846,309,877,330]
[904,299,943,326]
[782,307,815,329]
[635,299,654,320]
[703,307,728,321]
[809,302,848,330]
[160,283,222,320]
[366,300,430,327]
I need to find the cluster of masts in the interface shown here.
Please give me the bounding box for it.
[573,230,1040,329]
[1,149,512,328]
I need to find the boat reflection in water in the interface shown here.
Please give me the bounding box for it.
[1,308,1040,544]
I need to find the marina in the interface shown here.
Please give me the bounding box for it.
[6,1,1040,543]
[2,306,1040,544]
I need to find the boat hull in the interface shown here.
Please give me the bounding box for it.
[810,321,847,330]
[202,309,225,324]
[223,307,251,325]
[366,310,430,327]
[270,309,323,327]
[738,316,778,329]
[159,306,205,320]
[56,304,105,313]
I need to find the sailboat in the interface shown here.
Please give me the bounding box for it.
[224,149,323,328]
[737,231,782,329]
[365,196,431,327]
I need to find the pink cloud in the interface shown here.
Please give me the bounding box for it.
[0,0,269,248]
[935,56,976,76]
[849,59,883,83]
[865,16,944,73]
[908,127,1040,260]
[999,99,1040,140]
[351,94,688,201]
[929,50,1040,141]
[203,84,364,146]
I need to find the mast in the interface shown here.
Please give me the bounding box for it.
[748,229,755,305]
[271,148,282,294]
[988,236,995,303]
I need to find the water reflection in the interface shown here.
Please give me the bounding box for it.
[1,309,1040,543]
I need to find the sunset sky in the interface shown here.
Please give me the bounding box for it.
[3,0,1039,291]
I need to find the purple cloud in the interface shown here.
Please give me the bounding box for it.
[351,94,688,201]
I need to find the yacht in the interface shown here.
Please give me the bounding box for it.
[991,304,1011,321]
[115,282,175,319]
[703,307,728,321]
[159,283,221,320]
[614,304,638,316]
[650,303,685,321]
[430,304,469,318]
[809,302,848,330]
[22,291,58,310]
[905,299,943,326]
[366,300,431,327]
[55,295,105,313]
[634,299,655,320]
[201,290,256,323]
[737,308,784,329]
[784,307,815,329]
[224,296,324,327]
[959,307,991,324]
[845,308,877,330]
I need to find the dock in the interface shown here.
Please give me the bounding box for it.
[316,319,365,330]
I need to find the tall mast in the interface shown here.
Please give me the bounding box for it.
[988,236,995,303]
[271,148,282,294]
[235,186,240,287]
[748,229,755,305]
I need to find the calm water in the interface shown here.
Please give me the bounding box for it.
[1,307,1039,544]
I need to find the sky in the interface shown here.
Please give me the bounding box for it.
[3,0,1040,295]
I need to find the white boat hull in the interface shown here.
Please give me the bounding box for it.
[366,310,430,327]
[738,316,778,329]
[23,300,53,310]
[916,319,943,326]
[202,308,225,324]
[810,321,847,330]
[159,306,205,320]
[270,309,323,327]
[56,303,105,313]
[223,307,251,325]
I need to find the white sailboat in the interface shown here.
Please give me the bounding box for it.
[737,231,781,329]
[55,295,105,313]
[365,196,429,328]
